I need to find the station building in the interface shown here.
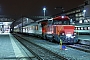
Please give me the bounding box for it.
[55,0,90,24]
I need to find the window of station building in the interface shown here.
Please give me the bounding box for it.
[87,19,90,23]
[84,20,88,23]
[76,10,80,12]
[75,14,79,17]
[78,13,82,16]
[68,12,72,14]
[79,17,83,20]
[72,11,75,13]
[82,13,84,17]
[66,12,72,15]
[79,19,84,23]
[80,17,84,20]
[67,11,75,14]
[76,18,79,20]
[66,12,71,15]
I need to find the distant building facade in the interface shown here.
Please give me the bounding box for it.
[55,0,90,24]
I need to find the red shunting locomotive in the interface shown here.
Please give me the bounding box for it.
[41,16,78,43]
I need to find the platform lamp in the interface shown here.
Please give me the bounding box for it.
[43,7,46,19]
[83,10,86,18]
[83,10,86,23]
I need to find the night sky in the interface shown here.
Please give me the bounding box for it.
[0,0,85,16]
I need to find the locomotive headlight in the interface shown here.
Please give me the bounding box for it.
[74,32,77,35]
[62,33,65,35]
[62,16,64,18]
[66,34,72,37]
[71,36,75,38]
[73,36,75,37]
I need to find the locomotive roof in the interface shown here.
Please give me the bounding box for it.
[36,16,70,23]
[53,16,70,20]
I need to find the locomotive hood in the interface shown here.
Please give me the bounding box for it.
[52,25,75,35]
[63,25,75,34]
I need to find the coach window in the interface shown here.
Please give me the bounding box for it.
[81,27,83,30]
[78,27,80,30]
[84,27,87,30]
[76,27,78,30]
[35,25,38,30]
[32,26,34,30]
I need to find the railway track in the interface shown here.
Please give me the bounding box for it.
[67,44,90,53]
[13,34,68,60]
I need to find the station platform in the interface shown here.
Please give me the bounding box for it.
[0,33,34,60]
[0,33,90,60]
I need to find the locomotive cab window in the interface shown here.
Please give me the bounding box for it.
[53,20,62,25]
[48,20,53,24]
[53,20,69,25]
[63,20,70,25]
